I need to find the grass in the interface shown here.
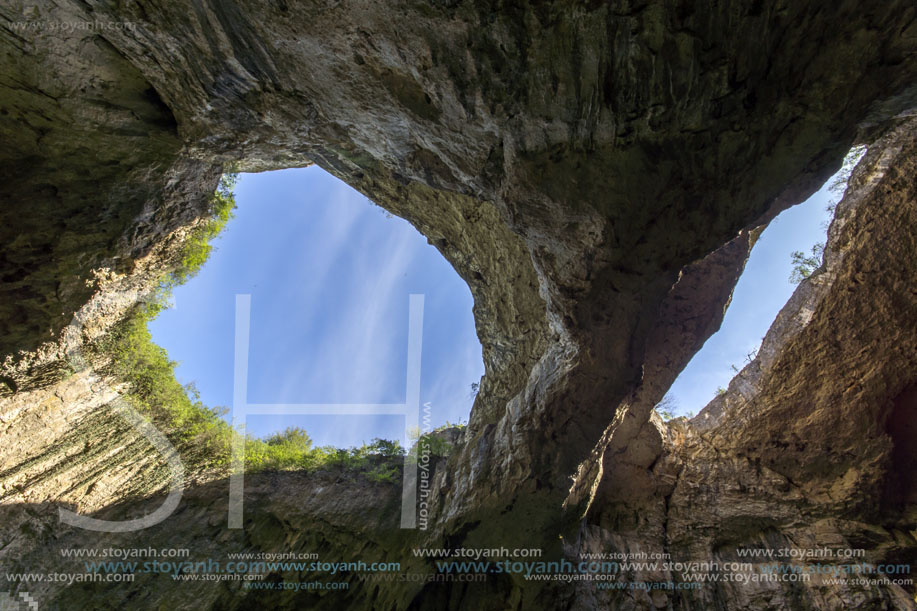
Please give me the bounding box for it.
[97,172,406,481]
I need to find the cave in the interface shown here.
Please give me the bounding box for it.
[0,1,915,610]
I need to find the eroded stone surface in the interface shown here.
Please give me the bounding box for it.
[0,0,916,608]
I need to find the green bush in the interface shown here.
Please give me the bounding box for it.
[265,426,313,450]
[244,435,405,478]
[416,433,453,457]
[408,421,465,457]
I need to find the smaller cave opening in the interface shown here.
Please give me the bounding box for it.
[657,146,866,419]
[145,166,483,452]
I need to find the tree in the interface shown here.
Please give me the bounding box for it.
[469,381,479,399]
[171,172,238,285]
[789,242,824,284]
[655,393,679,421]
[265,426,312,451]
[827,145,866,199]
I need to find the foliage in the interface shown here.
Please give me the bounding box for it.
[170,173,238,286]
[245,436,405,481]
[827,145,866,200]
[408,420,466,457]
[789,242,825,284]
[654,393,678,421]
[264,426,313,451]
[100,299,234,467]
[98,174,242,465]
[716,386,727,396]
[99,173,406,481]
[654,394,696,422]
[800,147,866,280]
[415,433,453,457]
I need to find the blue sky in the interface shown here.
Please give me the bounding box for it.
[666,162,848,416]
[149,158,847,444]
[148,167,483,448]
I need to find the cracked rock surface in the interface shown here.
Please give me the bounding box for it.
[0,0,915,608]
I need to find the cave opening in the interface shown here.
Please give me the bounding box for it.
[146,166,484,449]
[659,146,866,419]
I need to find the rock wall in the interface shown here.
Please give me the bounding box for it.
[0,0,915,609]
[570,117,917,611]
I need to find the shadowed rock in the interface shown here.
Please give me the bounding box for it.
[1,0,916,608]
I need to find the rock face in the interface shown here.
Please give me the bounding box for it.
[572,119,917,611]
[0,1,915,609]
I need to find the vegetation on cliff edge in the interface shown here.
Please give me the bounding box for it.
[98,173,405,482]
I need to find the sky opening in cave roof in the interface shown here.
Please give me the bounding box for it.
[149,151,853,446]
[149,166,484,448]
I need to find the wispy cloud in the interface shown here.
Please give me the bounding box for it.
[152,167,483,448]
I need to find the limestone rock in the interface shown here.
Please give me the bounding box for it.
[0,0,916,608]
